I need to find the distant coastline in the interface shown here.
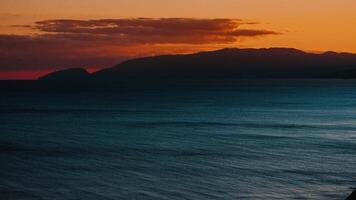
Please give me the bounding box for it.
[38,48,356,81]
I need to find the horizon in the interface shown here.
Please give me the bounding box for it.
[1,0,356,79]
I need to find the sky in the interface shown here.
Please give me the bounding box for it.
[1,0,356,79]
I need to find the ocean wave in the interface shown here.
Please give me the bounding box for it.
[0,190,39,200]
[0,140,236,159]
[125,121,237,128]
[124,120,356,131]
[0,105,156,115]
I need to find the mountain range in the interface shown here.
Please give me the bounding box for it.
[39,48,356,81]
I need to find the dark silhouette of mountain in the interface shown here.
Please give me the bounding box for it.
[39,68,90,81]
[39,48,356,81]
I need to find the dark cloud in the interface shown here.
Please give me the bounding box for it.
[27,18,278,43]
[0,18,280,79]
[229,29,280,36]
[33,18,242,33]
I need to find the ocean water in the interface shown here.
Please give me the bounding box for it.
[0,80,355,200]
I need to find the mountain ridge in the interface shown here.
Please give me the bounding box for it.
[39,68,90,81]
[39,47,356,81]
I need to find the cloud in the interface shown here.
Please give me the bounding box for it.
[229,29,280,36]
[0,18,280,79]
[26,18,278,44]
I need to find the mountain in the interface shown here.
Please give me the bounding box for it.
[39,48,356,81]
[39,68,90,81]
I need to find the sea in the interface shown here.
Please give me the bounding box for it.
[0,79,355,199]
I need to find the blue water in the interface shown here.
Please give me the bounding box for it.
[0,80,355,199]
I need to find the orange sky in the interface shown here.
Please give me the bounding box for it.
[1,0,356,79]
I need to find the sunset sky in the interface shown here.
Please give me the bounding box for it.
[1,0,356,79]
